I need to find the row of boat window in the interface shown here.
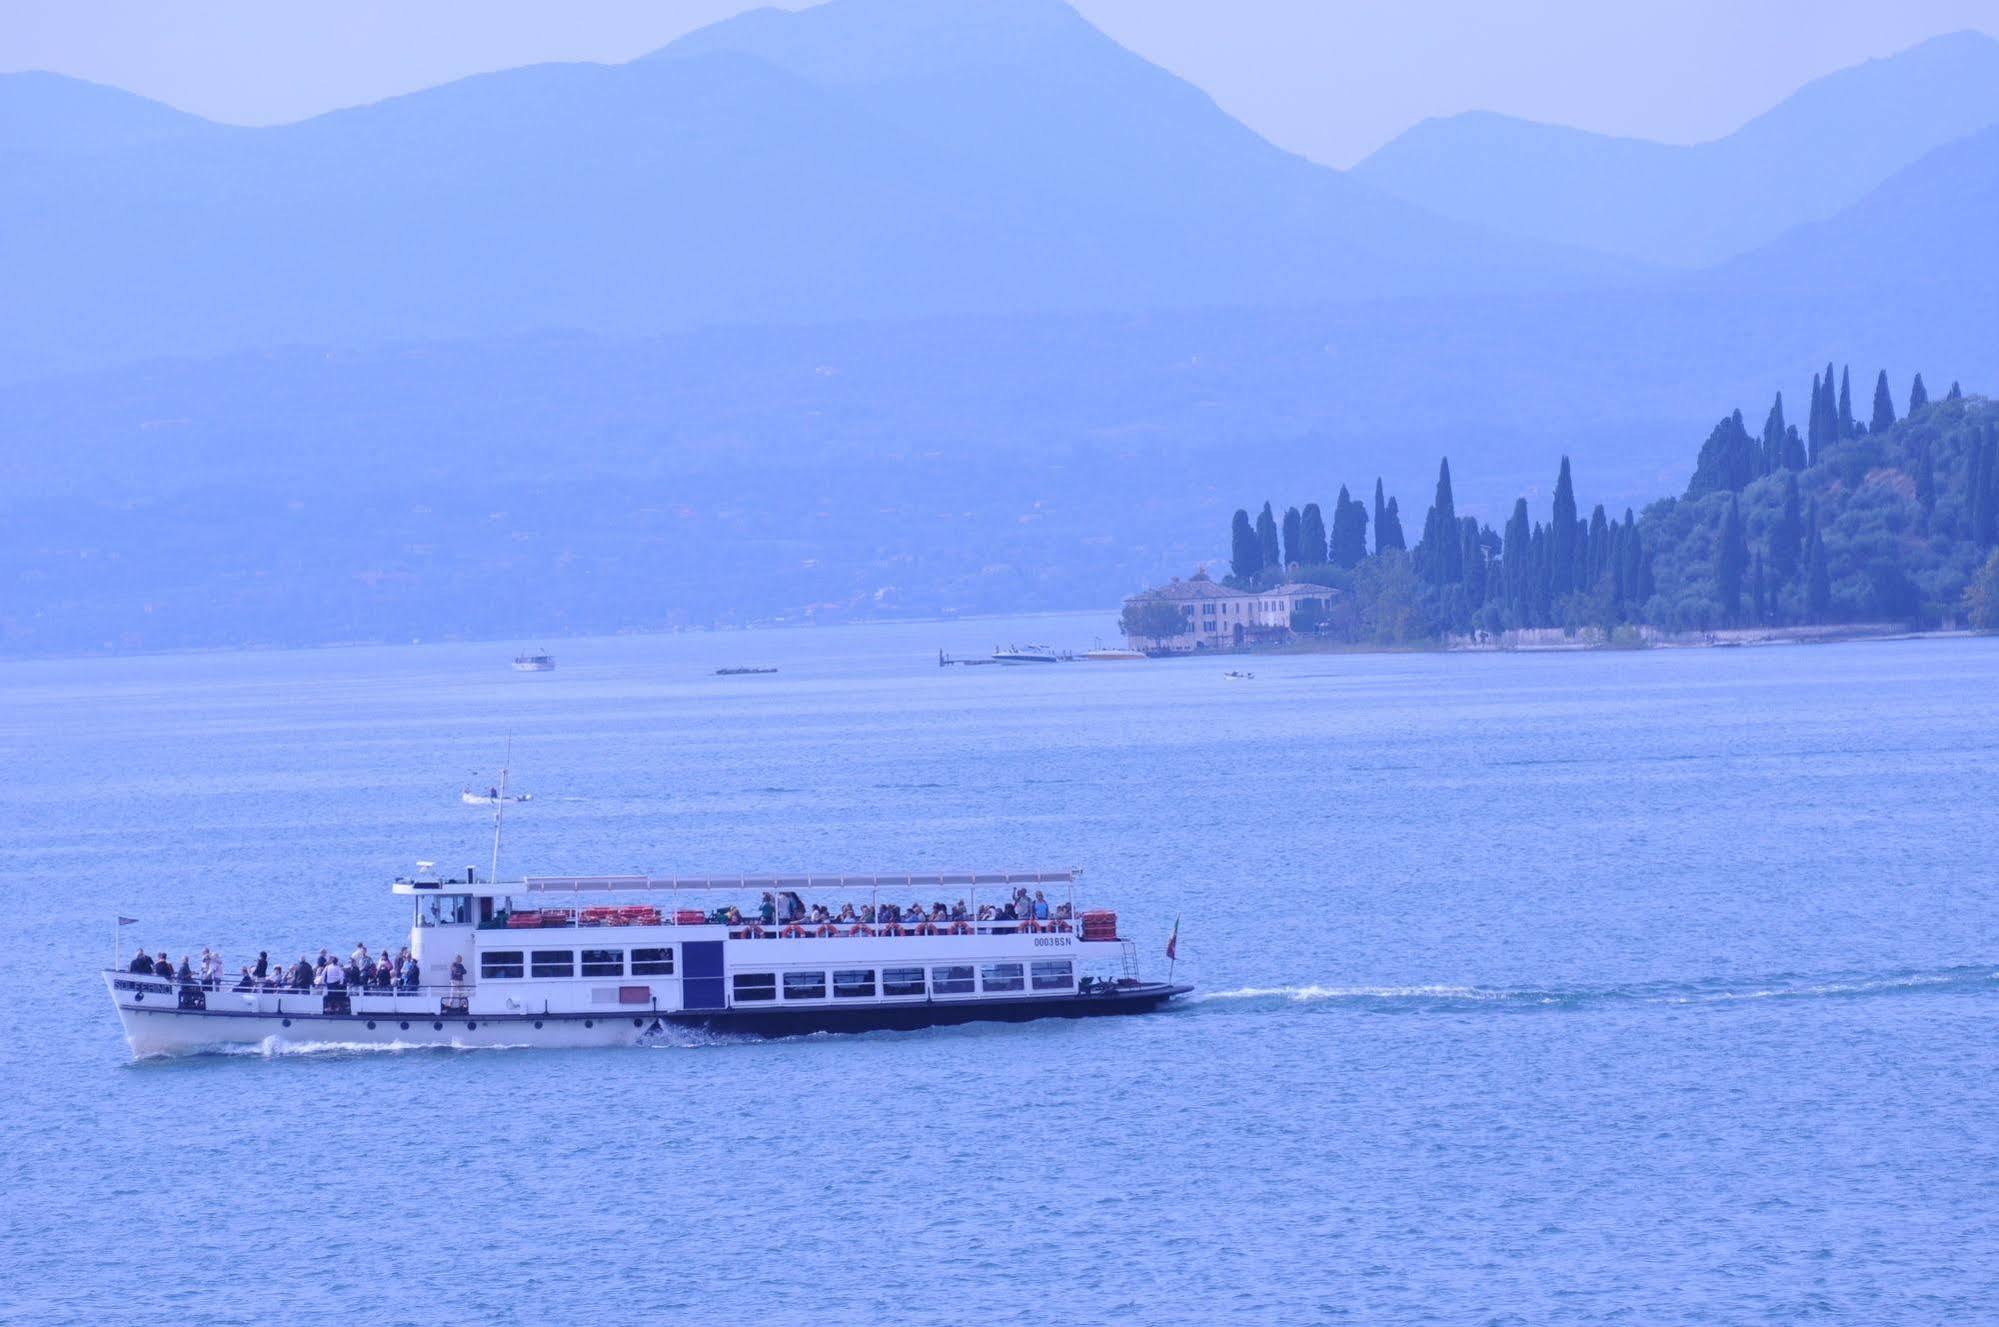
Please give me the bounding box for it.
[731,961,1075,1002]
[474,949,1077,999]
[480,948,675,980]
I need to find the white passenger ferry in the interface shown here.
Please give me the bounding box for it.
[103,867,1190,1057]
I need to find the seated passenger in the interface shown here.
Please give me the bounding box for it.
[128,948,153,974]
[860,905,877,924]
[177,956,195,984]
[809,904,829,923]
[951,900,968,921]
[234,966,255,991]
[977,904,994,922]
[836,903,857,923]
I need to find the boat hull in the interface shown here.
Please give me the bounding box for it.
[110,983,1190,1057]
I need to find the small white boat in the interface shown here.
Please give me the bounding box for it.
[992,643,1062,664]
[512,653,555,672]
[1223,670,1255,680]
[462,790,533,806]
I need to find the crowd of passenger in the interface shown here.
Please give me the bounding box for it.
[721,887,1072,932]
[126,943,459,993]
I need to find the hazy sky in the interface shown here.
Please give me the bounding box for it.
[6,0,1998,166]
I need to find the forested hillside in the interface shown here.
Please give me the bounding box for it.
[1220,369,1999,641]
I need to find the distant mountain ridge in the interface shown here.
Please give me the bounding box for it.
[0,0,1638,385]
[1351,30,1999,267]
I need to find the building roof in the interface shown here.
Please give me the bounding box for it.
[1266,582,1338,596]
[1126,568,1252,603]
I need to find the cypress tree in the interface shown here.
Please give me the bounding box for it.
[1805,508,1831,621]
[1947,381,1963,402]
[1587,504,1610,588]
[1372,479,1388,556]
[1256,502,1280,574]
[1281,506,1303,569]
[1420,459,1461,586]
[1782,424,1807,472]
[1761,393,1786,475]
[1908,373,1928,415]
[1330,485,1368,568]
[1871,370,1896,434]
[1459,517,1486,605]
[1378,496,1406,552]
[1838,365,1855,438]
[1771,471,1802,585]
[1807,372,1827,466]
[1298,502,1328,567]
[1716,494,1748,621]
[1230,509,1261,581]
[1503,497,1531,623]
[1550,456,1578,595]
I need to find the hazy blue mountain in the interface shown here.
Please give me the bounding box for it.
[0,70,231,155]
[0,0,1636,384]
[1351,30,1999,267]
[1717,121,1999,295]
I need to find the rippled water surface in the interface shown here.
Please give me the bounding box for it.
[4,621,1998,1325]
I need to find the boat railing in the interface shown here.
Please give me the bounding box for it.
[482,912,1096,938]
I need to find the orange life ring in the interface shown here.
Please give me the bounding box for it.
[949,920,971,936]
[1021,919,1042,934]
[815,923,837,938]
[780,924,805,939]
[916,922,937,936]
[849,924,875,937]
[883,923,905,937]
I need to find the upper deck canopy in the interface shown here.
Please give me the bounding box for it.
[521,871,1076,893]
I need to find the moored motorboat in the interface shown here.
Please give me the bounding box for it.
[104,867,1189,1057]
[512,652,555,671]
[992,643,1063,664]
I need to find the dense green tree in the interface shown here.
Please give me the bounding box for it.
[1838,365,1856,438]
[1947,381,1963,402]
[1230,509,1261,580]
[1371,479,1388,555]
[1716,494,1748,621]
[1121,599,1185,642]
[1688,410,1759,495]
[1915,441,1936,526]
[1871,369,1896,434]
[1750,551,1768,623]
[1550,456,1578,594]
[1967,549,1999,629]
[1909,373,1929,415]
[1256,502,1280,572]
[1973,428,1997,547]
[1281,505,1303,569]
[1298,502,1328,567]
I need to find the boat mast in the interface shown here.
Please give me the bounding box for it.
[489,733,512,885]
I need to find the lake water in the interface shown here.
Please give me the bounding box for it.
[4,619,1997,1325]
